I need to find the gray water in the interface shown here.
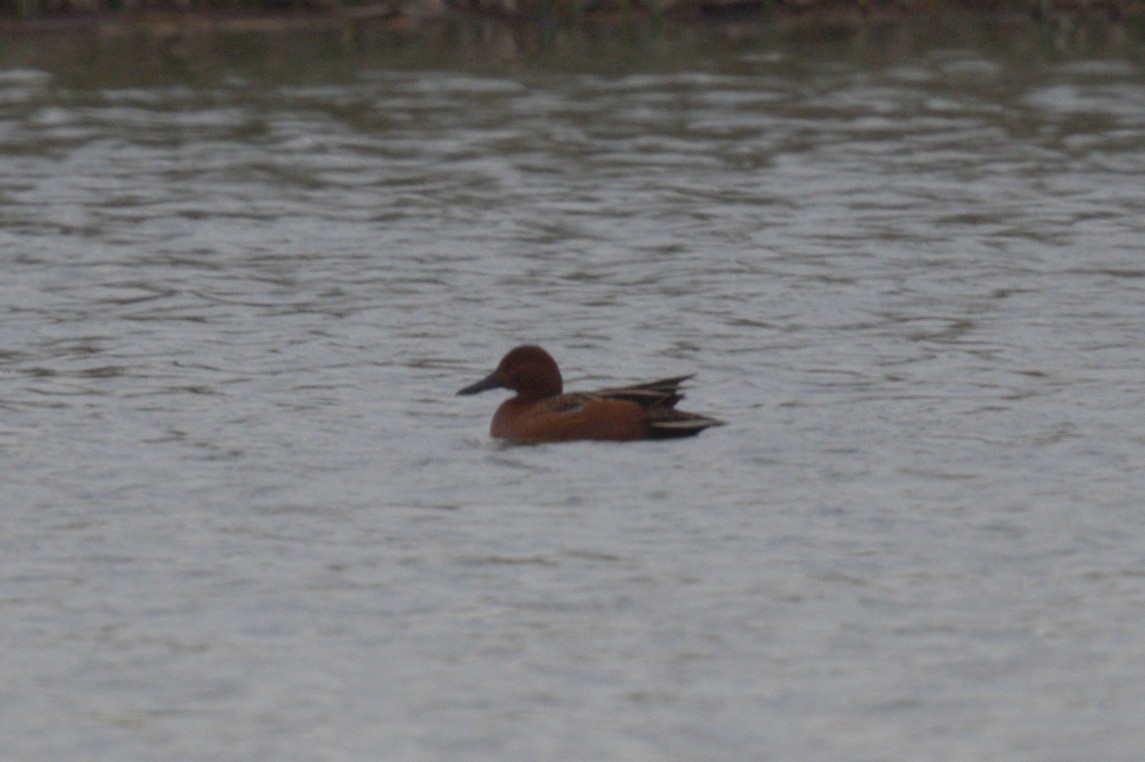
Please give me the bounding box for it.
[3,21,1145,760]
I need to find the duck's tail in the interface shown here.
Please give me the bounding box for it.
[645,409,725,439]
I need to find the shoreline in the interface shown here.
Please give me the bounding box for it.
[2,0,1141,32]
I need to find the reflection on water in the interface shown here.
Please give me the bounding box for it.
[3,20,1145,761]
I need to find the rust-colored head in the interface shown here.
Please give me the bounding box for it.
[456,345,563,402]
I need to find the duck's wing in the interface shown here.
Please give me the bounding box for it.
[526,385,723,440]
[532,392,594,416]
[593,374,695,410]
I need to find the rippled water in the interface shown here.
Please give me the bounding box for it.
[3,21,1145,760]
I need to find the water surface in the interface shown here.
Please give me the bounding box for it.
[3,21,1145,760]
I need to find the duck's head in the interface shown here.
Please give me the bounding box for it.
[457,345,563,401]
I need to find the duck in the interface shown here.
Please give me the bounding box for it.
[457,345,723,444]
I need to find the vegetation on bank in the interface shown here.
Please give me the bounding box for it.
[1,0,1140,24]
